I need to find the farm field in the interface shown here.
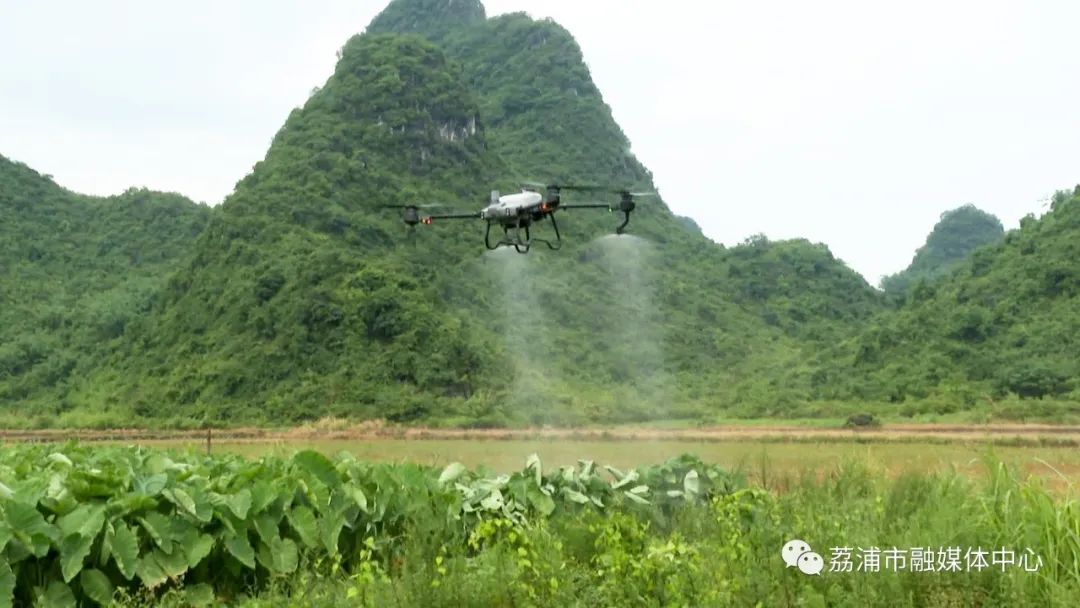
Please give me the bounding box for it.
[0,439,1077,607]
[109,438,1080,494]
[6,422,1078,491]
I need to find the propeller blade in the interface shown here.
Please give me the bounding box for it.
[520,180,609,192]
[378,203,449,209]
[558,202,612,210]
[517,181,655,196]
[560,184,615,192]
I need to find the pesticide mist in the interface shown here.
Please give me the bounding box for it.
[480,234,672,424]
[591,234,673,418]
[482,247,564,421]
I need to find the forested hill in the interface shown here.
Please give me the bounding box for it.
[825,186,1080,413]
[366,0,486,39]
[880,204,1004,297]
[0,154,210,416]
[31,0,880,427]
[3,0,1074,428]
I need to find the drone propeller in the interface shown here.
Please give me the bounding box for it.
[521,180,658,198]
[378,203,448,209]
[519,180,605,192]
[378,203,452,228]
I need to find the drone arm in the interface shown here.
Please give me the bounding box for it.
[558,203,611,210]
[420,212,482,223]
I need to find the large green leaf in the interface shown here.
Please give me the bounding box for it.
[79,569,114,606]
[38,581,75,608]
[480,489,505,511]
[135,553,168,589]
[109,522,139,581]
[292,450,340,488]
[155,546,189,579]
[0,561,13,608]
[5,500,57,557]
[608,467,639,490]
[525,453,542,486]
[112,492,158,516]
[66,470,119,501]
[349,487,369,513]
[0,522,11,555]
[59,533,95,582]
[253,512,280,543]
[438,462,467,485]
[269,537,299,574]
[683,469,700,497]
[186,534,215,569]
[41,477,78,519]
[57,504,105,539]
[184,583,215,607]
[47,453,73,468]
[225,533,256,570]
[319,512,346,553]
[134,474,167,496]
[526,486,556,516]
[562,488,590,505]
[287,505,319,549]
[97,521,112,569]
[162,487,198,518]
[249,482,276,515]
[225,489,252,520]
[138,512,173,550]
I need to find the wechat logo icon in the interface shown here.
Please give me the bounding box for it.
[782,539,824,575]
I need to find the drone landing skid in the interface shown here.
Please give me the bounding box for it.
[484,214,563,254]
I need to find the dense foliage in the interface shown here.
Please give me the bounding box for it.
[881,204,1005,297]
[0,444,735,607]
[0,155,210,416]
[826,187,1080,414]
[0,445,1075,607]
[366,0,486,41]
[2,1,884,426]
[0,0,1077,426]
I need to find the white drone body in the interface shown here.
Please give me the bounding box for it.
[480,190,543,220]
[384,181,652,253]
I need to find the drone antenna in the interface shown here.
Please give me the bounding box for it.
[491,190,500,205]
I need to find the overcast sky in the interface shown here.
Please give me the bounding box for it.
[2,0,1078,285]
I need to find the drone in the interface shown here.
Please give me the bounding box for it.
[380,182,657,253]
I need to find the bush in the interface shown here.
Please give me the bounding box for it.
[843,413,881,428]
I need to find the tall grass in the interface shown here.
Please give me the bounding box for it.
[116,456,1078,607]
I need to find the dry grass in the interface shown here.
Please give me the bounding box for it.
[4,421,1080,446]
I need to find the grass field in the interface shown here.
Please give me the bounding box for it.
[2,428,1078,606]
[6,421,1079,493]
[18,420,1061,494]
[104,438,1077,492]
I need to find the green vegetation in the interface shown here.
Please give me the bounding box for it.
[367,0,486,41]
[881,204,1005,297]
[830,187,1080,415]
[0,0,1077,427]
[0,155,210,417]
[1,444,1076,607]
[0,443,733,606]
